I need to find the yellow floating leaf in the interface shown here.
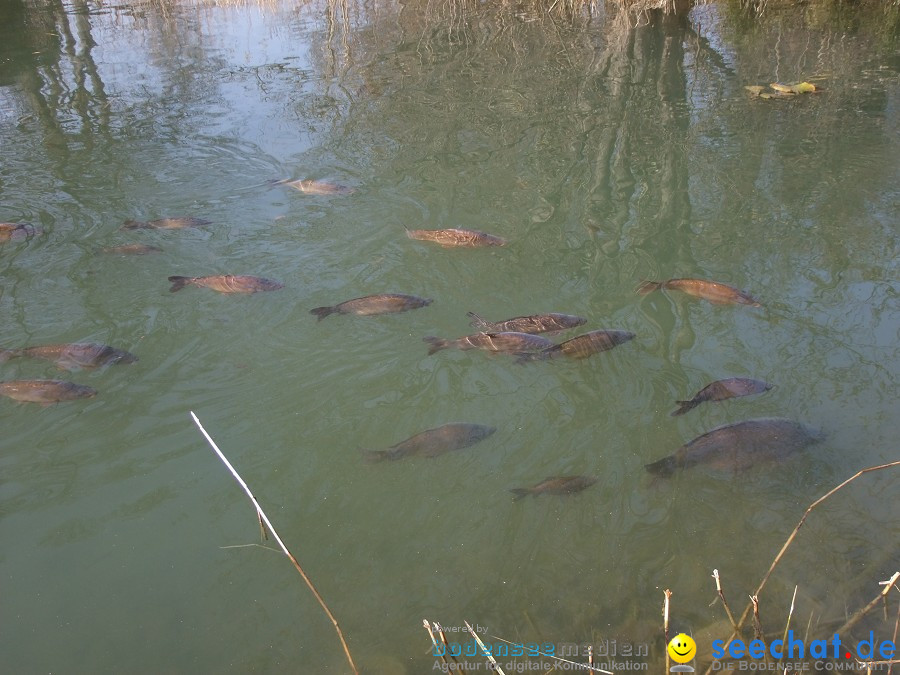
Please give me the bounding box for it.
[790,82,818,93]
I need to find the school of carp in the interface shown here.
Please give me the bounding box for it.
[1,182,824,500]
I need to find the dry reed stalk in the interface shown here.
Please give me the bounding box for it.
[889,598,900,675]
[779,585,798,664]
[189,411,359,675]
[835,572,900,636]
[712,569,738,630]
[466,622,504,675]
[424,620,452,670]
[435,622,465,672]
[737,461,900,630]
[750,595,764,641]
[434,621,466,675]
[664,588,673,672]
[704,459,900,675]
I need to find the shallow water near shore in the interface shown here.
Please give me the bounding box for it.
[1,1,898,672]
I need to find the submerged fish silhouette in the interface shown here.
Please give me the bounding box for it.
[0,379,97,404]
[637,278,761,307]
[510,476,598,500]
[363,423,496,462]
[516,330,635,363]
[311,294,432,320]
[645,418,821,477]
[0,343,137,371]
[671,378,772,416]
[406,228,506,247]
[424,332,552,356]
[0,222,42,242]
[122,217,212,230]
[467,311,586,335]
[168,275,284,294]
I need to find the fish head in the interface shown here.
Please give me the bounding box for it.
[113,350,139,364]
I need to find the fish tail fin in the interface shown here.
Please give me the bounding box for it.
[670,400,697,417]
[121,220,147,230]
[644,455,677,477]
[167,276,192,292]
[361,449,391,463]
[466,311,488,329]
[514,349,551,365]
[0,349,21,363]
[309,306,336,321]
[423,336,449,355]
[510,488,531,501]
[636,280,662,295]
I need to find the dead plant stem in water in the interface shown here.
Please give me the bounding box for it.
[664,588,673,672]
[705,460,900,675]
[189,411,359,675]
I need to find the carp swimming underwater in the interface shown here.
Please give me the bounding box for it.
[637,278,761,307]
[645,418,821,477]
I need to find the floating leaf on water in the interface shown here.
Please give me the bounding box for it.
[791,81,818,93]
[744,85,765,96]
[769,83,797,94]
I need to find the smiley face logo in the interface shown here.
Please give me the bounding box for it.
[668,633,696,664]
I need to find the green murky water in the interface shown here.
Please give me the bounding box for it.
[1,1,898,672]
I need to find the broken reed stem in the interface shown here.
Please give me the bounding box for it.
[712,569,738,630]
[189,411,359,675]
[424,621,452,670]
[889,597,900,675]
[750,595,764,641]
[704,460,900,675]
[436,623,465,672]
[664,589,673,673]
[735,460,900,632]
[781,585,798,657]
[835,572,900,636]
[466,621,505,675]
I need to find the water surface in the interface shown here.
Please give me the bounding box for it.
[1,1,898,672]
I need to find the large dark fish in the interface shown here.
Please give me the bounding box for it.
[101,244,163,255]
[671,378,772,416]
[311,294,432,320]
[467,311,587,335]
[275,179,354,195]
[0,343,138,371]
[517,329,635,363]
[363,423,496,462]
[122,217,212,230]
[168,275,284,294]
[0,379,97,404]
[406,228,506,247]
[0,222,42,242]
[645,418,821,477]
[510,476,598,500]
[424,332,553,356]
[637,278,761,307]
